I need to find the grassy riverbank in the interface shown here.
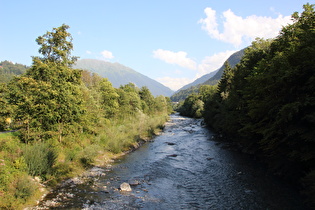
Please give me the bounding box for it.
[0,113,168,209]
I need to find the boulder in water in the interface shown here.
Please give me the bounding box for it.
[120,182,132,191]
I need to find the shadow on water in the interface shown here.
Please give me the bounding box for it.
[35,114,307,209]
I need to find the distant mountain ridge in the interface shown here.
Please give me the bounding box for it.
[0,60,28,83]
[74,59,174,97]
[171,48,245,101]
[177,69,219,92]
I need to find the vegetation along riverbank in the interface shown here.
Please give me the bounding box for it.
[0,25,172,209]
[177,4,315,208]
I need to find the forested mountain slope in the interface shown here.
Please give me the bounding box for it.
[177,69,219,92]
[0,60,28,83]
[74,59,174,97]
[170,49,245,101]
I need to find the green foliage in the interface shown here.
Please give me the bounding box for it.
[177,85,217,118]
[78,144,100,167]
[171,86,199,102]
[98,78,119,118]
[0,83,14,131]
[23,142,57,178]
[202,4,315,206]
[0,132,42,209]
[14,175,37,202]
[6,25,84,143]
[0,24,173,209]
[178,94,204,118]
[139,86,156,114]
[35,24,78,66]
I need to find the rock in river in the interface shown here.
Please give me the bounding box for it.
[120,182,132,192]
[129,180,140,186]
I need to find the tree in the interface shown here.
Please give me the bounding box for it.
[217,61,233,100]
[34,24,78,67]
[202,4,315,205]
[0,84,14,130]
[139,86,156,114]
[116,83,142,117]
[8,24,84,142]
[98,78,119,118]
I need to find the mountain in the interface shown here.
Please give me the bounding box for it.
[203,48,245,85]
[74,59,174,97]
[176,69,219,92]
[170,48,246,101]
[0,60,28,83]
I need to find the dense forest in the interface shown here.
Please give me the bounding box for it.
[179,4,315,206]
[0,25,172,208]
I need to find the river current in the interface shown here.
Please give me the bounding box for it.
[35,114,306,209]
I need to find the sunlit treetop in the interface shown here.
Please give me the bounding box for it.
[34,24,78,67]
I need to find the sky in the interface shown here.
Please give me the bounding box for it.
[0,0,308,90]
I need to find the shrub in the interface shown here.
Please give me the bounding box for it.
[14,175,37,202]
[78,144,100,167]
[65,146,81,162]
[23,142,57,178]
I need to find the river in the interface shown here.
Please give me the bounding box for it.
[35,114,306,209]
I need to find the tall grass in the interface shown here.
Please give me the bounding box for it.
[97,112,168,153]
[23,142,57,178]
[0,111,169,209]
[0,132,43,209]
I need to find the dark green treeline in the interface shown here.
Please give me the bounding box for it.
[179,4,315,206]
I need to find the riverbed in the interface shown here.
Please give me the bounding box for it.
[34,114,306,209]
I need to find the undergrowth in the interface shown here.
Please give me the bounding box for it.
[0,112,169,209]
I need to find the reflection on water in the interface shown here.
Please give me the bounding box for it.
[35,114,306,209]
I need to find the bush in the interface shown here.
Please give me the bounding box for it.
[65,146,81,162]
[23,142,57,178]
[14,175,37,202]
[78,144,100,167]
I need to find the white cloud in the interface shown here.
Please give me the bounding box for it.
[86,50,92,54]
[156,76,194,91]
[101,50,114,60]
[154,50,236,90]
[196,50,236,78]
[153,49,197,70]
[199,7,292,46]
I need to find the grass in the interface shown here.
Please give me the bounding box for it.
[0,112,169,209]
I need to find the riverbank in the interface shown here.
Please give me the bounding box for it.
[28,138,159,209]
[33,118,166,209]
[0,113,169,210]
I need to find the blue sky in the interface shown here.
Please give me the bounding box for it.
[1,0,308,90]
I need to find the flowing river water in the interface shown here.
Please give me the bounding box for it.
[35,114,306,209]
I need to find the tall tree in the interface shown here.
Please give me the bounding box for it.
[8,24,84,142]
[34,24,78,67]
[139,86,156,114]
